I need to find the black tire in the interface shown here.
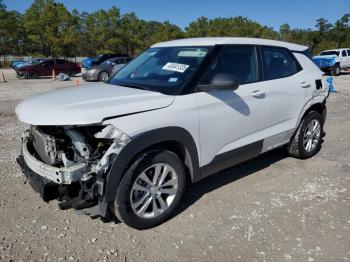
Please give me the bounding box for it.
[98,71,109,82]
[331,64,341,76]
[26,71,38,79]
[287,111,324,159]
[67,70,75,77]
[112,150,186,229]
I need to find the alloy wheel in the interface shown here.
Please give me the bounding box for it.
[130,163,178,219]
[100,72,109,82]
[303,119,321,152]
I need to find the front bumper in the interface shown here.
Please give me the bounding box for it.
[17,155,61,201]
[21,138,88,184]
[319,66,335,72]
[82,72,98,81]
[16,70,26,78]
[18,138,104,211]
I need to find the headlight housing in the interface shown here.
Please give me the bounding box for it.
[94,125,131,145]
[88,68,97,74]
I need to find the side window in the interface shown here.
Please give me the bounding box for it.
[347,50,350,56]
[56,59,66,64]
[261,47,300,80]
[42,61,54,67]
[341,50,347,57]
[199,45,258,86]
[114,58,124,64]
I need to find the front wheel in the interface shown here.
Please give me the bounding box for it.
[98,71,109,82]
[26,71,38,79]
[287,111,323,159]
[112,150,186,229]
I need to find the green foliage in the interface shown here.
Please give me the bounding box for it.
[0,0,349,58]
[23,0,78,57]
[186,16,278,39]
[0,0,25,56]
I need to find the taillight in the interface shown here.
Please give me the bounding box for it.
[315,79,322,90]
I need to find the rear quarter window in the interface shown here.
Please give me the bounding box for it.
[261,47,301,80]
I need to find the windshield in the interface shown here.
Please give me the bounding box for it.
[28,59,42,65]
[109,46,211,95]
[320,51,339,56]
[100,58,116,66]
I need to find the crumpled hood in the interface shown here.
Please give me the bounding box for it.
[312,55,337,67]
[16,83,174,126]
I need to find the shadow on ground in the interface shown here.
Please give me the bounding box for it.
[97,148,289,225]
[174,148,288,217]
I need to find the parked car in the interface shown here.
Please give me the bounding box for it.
[82,57,132,82]
[16,58,81,79]
[313,48,350,76]
[13,58,45,71]
[16,37,329,229]
[82,54,129,69]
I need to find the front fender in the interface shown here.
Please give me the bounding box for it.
[98,126,200,217]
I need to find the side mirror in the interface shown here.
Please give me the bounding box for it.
[198,73,240,92]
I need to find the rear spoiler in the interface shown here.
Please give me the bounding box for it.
[292,48,312,59]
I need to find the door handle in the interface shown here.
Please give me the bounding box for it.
[251,90,265,98]
[301,82,311,88]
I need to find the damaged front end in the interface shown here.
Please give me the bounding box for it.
[17,124,131,212]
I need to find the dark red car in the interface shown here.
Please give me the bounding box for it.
[16,59,81,79]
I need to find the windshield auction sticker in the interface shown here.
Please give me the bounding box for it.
[162,62,190,73]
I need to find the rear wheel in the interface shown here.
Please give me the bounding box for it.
[98,71,109,82]
[331,64,341,76]
[287,111,323,159]
[67,70,75,77]
[112,150,186,229]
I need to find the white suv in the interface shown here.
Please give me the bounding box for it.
[16,38,329,229]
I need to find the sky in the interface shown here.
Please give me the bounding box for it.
[3,0,350,31]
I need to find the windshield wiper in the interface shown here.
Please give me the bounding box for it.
[117,83,149,91]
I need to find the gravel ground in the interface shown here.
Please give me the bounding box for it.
[0,69,349,261]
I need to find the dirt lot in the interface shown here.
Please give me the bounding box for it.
[0,69,349,261]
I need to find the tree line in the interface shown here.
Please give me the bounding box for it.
[0,0,349,59]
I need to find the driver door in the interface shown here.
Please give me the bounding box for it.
[195,45,270,173]
[41,60,54,76]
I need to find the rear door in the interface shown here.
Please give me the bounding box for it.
[196,45,269,169]
[260,46,307,147]
[54,59,67,74]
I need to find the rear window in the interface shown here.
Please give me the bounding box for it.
[261,47,301,80]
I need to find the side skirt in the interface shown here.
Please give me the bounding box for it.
[200,140,263,179]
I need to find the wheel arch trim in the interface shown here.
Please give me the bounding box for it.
[99,126,200,216]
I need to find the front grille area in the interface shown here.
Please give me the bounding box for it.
[31,127,59,165]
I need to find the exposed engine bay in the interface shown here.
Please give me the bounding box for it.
[18,124,131,211]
